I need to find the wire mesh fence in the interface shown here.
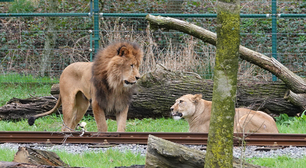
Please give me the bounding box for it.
[0,0,305,84]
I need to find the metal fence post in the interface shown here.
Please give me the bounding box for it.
[272,0,277,81]
[93,0,100,55]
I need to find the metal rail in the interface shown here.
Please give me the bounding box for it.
[1,132,306,146]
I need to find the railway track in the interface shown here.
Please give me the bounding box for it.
[1,131,306,146]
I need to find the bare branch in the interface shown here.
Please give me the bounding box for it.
[146,14,306,94]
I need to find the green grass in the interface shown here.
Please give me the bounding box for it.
[275,113,306,134]
[0,114,189,132]
[0,148,16,162]
[59,149,145,168]
[0,73,59,84]
[0,83,54,106]
[247,156,306,168]
[0,74,58,106]
[1,77,306,167]
[0,147,145,168]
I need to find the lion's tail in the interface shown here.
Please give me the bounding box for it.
[28,95,62,126]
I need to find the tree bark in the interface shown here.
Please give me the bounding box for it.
[0,96,59,120]
[40,0,57,77]
[0,161,70,168]
[0,65,302,121]
[284,91,306,111]
[145,15,306,94]
[145,135,266,168]
[204,1,240,167]
[13,146,68,167]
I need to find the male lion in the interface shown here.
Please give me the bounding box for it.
[170,94,279,133]
[28,42,143,132]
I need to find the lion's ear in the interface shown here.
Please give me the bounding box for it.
[192,94,202,103]
[117,45,129,57]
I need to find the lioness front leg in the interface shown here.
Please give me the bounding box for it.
[92,100,108,132]
[116,106,129,132]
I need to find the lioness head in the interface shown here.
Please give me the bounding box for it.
[170,94,202,120]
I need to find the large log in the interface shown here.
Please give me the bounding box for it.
[0,65,302,121]
[54,65,301,117]
[0,96,59,120]
[145,135,266,168]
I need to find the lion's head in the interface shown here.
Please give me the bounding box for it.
[93,42,143,90]
[170,94,202,120]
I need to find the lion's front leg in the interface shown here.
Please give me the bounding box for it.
[116,106,129,132]
[92,100,107,132]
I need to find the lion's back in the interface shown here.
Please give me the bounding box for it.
[60,62,92,80]
[59,62,93,96]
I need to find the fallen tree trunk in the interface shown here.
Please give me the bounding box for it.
[0,96,59,120]
[13,147,68,167]
[145,135,266,168]
[145,14,306,94]
[0,161,69,168]
[0,65,302,120]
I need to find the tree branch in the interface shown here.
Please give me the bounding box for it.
[145,14,306,94]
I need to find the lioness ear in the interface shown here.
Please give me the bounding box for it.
[192,94,202,103]
[117,45,129,57]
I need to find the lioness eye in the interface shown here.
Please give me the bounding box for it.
[179,100,183,103]
[131,64,134,68]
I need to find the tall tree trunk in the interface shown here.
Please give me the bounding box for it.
[205,1,240,168]
[40,0,57,77]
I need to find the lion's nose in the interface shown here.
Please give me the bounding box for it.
[135,76,140,80]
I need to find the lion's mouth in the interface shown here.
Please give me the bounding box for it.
[172,112,183,117]
[124,80,136,85]
[172,112,183,121]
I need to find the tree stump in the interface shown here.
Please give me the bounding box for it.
[0,161,69,168]
[13,147,68,167]
[145,135,267,168]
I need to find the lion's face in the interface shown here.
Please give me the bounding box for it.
[105,44,143,89]
[170,94,202,120]
[121,59,141,88]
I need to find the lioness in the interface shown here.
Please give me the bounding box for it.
[170,94,279,133]
[28,42,143,132]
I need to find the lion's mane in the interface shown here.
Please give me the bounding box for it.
[92,42,143,114]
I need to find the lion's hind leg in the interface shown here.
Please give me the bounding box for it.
[238,112,269,133]
[62,91,89,132]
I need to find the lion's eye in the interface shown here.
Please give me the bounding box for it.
[179,100,183,103]
[131,64,134,68]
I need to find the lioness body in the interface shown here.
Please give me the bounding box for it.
[28,42,143,132]
[170,94,279,133]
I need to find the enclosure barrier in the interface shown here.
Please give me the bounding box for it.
[0,0,305,82]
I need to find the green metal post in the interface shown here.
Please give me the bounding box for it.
[90,30,93,62]
[93,0,99,55]
[272,0,277,81]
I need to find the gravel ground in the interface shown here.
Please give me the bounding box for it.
[1,143,306,159]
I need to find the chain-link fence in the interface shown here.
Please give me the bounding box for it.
[0,0,305,83]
